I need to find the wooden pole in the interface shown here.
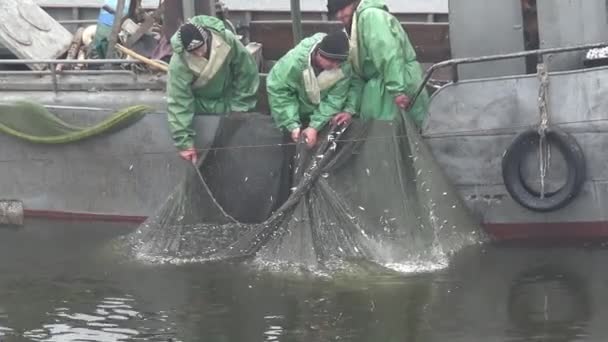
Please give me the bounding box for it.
[57,27,84,72]
[116,44,169,72]
[290,0,303,44]
[105,0,126,61]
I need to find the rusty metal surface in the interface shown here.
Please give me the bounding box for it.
[249,20,450,63]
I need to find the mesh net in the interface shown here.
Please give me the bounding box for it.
[0,101,150,144]
[127,111,482,272]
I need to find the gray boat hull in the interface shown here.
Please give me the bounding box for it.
[425,65,608,239]
[2,65,608,240]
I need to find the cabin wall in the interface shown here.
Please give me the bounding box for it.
[248,21,450,66]
[449,0,526,80]
[537,0,608,72]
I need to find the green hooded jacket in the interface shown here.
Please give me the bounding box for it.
[167,15,260,150]
[267,33,352,132]
[345,0,429,126]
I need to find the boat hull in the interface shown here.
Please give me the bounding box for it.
[4,67,608,241]
[424,65,608,240]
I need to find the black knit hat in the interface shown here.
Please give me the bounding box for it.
[318,31,350,61]
[179,23,210,52]
[327,0,356,16]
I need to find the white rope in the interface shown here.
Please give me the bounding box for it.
[537,62,551,199]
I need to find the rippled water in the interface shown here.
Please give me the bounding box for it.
[0,220,606,341]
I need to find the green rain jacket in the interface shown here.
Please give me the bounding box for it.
[267,33,352,132]
[167,15,260,150]
[345,0,429,126]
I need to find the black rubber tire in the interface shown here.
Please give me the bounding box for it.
[502,127,586,212]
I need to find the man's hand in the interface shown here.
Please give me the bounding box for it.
[332,112,353,126]
[302,127,318,148]
[179,147,198,164]
[395,94,411,110]
[291,127,301,142]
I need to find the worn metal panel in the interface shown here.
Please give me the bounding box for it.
[0,112,220,217]
[537,0,608,72]
[449,0,526,80]
[424,66,608,223]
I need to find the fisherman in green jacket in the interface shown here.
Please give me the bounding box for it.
[326,0,430,127]
[267,31,352,147]
[167,15,260,163]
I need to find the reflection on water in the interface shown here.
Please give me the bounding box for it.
[23,296,143,341]
[1,220,608,341]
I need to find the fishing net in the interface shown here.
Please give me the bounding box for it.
[0,101,150,144]
[128,111,482,271]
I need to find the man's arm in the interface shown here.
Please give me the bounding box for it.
[360,9,420,98]
[266,60,301,132]
[228,33,260,112]
[343,71,364,115]
[167,55,197,151]
[309,71,351,130]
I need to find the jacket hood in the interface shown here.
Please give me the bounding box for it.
[170,15,227,54]
[357,0,387,13]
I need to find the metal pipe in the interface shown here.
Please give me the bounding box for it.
[58,20,98,25]
[408,41,608,111]
[0,70,137,76]
[0,59,143,65]
[49,63,58,93]
[105,0,126,61]
[290,0,303,44]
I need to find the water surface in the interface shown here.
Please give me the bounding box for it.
[0,220,604,341]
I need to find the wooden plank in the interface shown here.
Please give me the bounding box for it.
[0,0,72,70]
[249,20,450,63]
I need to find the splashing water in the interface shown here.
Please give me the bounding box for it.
[124,113,484,274]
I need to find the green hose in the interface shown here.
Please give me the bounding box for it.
[0,101,152,144]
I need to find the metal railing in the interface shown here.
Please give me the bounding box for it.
[410,42,608,108]
[0,59,155,92]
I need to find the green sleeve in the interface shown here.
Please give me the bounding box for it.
[266,60,301,132]
[309,73,350,130]
[228,33,260,112]
[167,55,196,150]
[344,71,364,115]
[360,9,417,96]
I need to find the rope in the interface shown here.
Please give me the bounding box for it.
[537,62,551,199]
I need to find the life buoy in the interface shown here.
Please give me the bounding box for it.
[501,127,586,212]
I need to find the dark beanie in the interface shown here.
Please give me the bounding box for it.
[318,31,350,61]
[179,23,210,52]
[327,0,356,16]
